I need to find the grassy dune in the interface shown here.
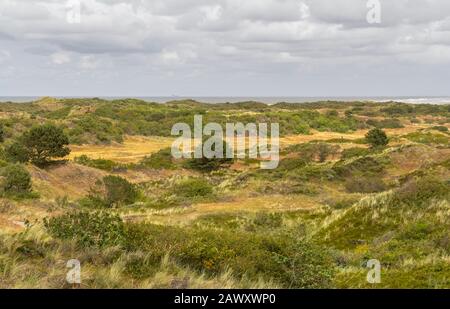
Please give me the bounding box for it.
[0,98,449,288]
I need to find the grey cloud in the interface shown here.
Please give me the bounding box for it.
[0,0,449,96]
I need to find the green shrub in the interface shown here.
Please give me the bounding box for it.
[44,211,125,248]
[171,178,213,199]
[4,142,30,163]
[103,175,138,207]
[366,118,403,129]
[183,138,233,172]
[405,132,449,145]
[333,156,384,178]
[68,115,123,145]
[1,164,32,195]
[140,148,175,170]
[365,128,388,148]
[74,155,125,172]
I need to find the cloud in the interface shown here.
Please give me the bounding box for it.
[0,0,450,96]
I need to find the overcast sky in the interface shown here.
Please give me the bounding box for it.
[1,0,450,97]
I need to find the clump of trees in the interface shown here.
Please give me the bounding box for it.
[365,128,388,148]
[4,124,70,166]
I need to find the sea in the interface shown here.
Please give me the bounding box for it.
[1,96,450,105]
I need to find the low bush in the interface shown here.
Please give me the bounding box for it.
[333,156,385,178]
[140,148,176,170]
[44,211,125,248]
[74,155,125,172]
[1,164,32,195]
[171,178,213,199]
[366,118,404,129]
[252,212,283,228]
[405,132,449,145]
[103,175,139,207]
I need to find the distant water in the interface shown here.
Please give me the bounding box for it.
[1,96,450,105]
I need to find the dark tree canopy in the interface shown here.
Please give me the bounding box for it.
[365,128,388,148]
[184,137,233,172]
[4,142,30,163]
[103,175,138,207]
[21,124,71,165]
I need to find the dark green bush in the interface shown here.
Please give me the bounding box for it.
[21,124,70,165]
[103,175,138,207]
[75,155,125,172]
[333,156,384,178]
[4,142,30,163]
[171,178,213,199]
[365,128,388,148]
[140,148,175,170]
[1,164,32,195]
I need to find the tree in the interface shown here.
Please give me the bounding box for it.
[4,142,30,163]
[1,164,32,194]
[21,124,70,165]
[184,138,233,172]
[366,128,388,148]
[103,175,138,207]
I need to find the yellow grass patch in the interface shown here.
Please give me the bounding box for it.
[68,135,175,163]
